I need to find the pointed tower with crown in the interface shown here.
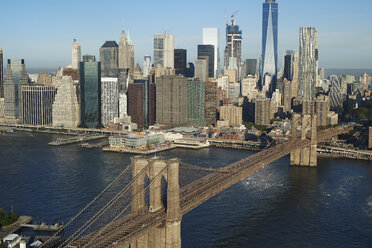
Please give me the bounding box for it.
[119,29,135,74]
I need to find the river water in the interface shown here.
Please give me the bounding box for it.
[0,132,371,247]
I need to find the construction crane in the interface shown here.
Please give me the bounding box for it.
[230,9,239,25]
[231,9,239,20]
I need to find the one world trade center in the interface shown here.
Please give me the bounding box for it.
[261,0,278,96]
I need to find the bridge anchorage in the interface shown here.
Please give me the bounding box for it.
[290,113,317,167]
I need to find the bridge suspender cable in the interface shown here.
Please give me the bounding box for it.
[40,164,132,248]
[80,164,171,248]
[60,164,152,247]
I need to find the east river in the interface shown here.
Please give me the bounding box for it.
[1,132,372,247]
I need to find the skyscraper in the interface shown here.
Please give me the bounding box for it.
[261,0,278,93]
[329,76,343,108]
[224,18,242,71]
[80,60,101,128]
[22,85,56,125]
[203,28,220,77]
[245,59,257,76]
[154,33,174,68]
[52,76,80,128]
[4,59,28,119]
[100,41,118,77]
[118,29,135,74]
[174,49,187,76]
[187,80,206,126]
[0,49,3,98]
[283,50,294,81]
[127,79,156,128]
[72,39,81,69]
[298,27,318,101]
[198,45,215,78]
[101,77,119,127]
[156,75,188,126]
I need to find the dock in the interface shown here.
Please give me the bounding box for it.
[102,144,175,155]
[0,216,32,240]
[20,223,64,232]
[80,139,109,148]
[48,134,107,146]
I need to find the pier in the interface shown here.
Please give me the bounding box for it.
[48,134,107,146]
[0,216,32,240]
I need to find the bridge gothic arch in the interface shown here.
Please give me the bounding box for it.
[290,113,317,167]
[130,156,181,248]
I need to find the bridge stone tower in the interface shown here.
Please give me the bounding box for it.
[130,156,181,248]
[290,113,317,167]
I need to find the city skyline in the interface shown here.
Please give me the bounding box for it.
[0,0,372,70]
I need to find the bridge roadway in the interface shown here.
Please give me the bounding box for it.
[70,127,350,248]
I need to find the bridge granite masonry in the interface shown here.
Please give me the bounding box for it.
[40,114,351,248]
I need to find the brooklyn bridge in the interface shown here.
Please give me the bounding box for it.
[40,114,352,248]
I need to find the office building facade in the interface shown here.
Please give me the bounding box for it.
[100,41,119,77]
[198,45,215,78]
[283,50,294,81]
[154,33,174,68]
[254,97,272,125]
[205,81,218,126]
[202,28,220,77]
[3,59,28,119]
[127,79,156,128]
[261,0,278,92]
[329,76,343,108]
[52,76,80,128]
[22,85,56,125]
[174,49,187,76]
[220,105,242,127]
[80,61,101,128]
[101,77,119,127]
[187,80,206,126]
[298,27,318,100]
[245,59,257,76]
[156,75,188,126]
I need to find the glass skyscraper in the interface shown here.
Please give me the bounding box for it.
[80,60,102,128]
[99,41,118,77]
[4,59,28,119]
[261,0,278,93]
[202,28,220,78]
[197,45,215,78]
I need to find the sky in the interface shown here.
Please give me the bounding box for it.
[0,0,372,71]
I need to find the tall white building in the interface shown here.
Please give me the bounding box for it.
[154,33,174,68]
[52,76,80,128]
[101,77,119,127]
[203,28,220,78]
[119,92,127,118]
[72,39,81,69]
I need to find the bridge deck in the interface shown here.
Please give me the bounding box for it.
[68,127,350,248]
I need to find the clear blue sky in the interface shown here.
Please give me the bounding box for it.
[1,0,371,71]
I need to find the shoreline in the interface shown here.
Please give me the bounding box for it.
[1,125,371,162]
